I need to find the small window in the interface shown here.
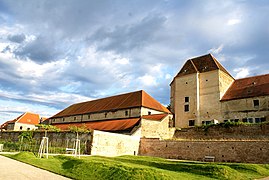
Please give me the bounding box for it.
[105,113,107,118]
[247,118,253,123]
[202,121,205,125]
[88,114,91,119]
[125,111,128,116]
[27,128,30,131]
[184,104,189,112]
[261,117,266,122]
[205,121,211,125]
[148,111,151,115]
[253,100,259,107]
[255,118,261,123]
[185,97,189,103]
[234,119,239,122]
[63,118,65,122]
[189,120,195,126]
[74,117,76,120]
[20,126,23,130]
[242,118,247,123]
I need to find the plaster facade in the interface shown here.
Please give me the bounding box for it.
[171,54,269,128]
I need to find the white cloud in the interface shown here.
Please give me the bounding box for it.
[208,44,224,54]
[138,74,157,87]
[233,67,249,79]
[227,18,241,26]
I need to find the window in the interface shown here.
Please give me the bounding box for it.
[261,117,266,122]
[253,100,259,107]
[74,117,76,120]
[185,97,189,103]
[27,128,30,131]
[242,118,247,123]
[189,120,195,126]
[184,104,189,112]
[234,119,239,122]
[224,120,228,123]
[247,118,253,123]
[255,118,261,123]
[148,111,151,115]
[88,114,91,119]
[105,113,107,118]
[125,111,128,116]
[20,126,23,130]
[62,118,65,122]
[205,121,211,125]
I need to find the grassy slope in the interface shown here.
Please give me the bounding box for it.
[3,152,269,180]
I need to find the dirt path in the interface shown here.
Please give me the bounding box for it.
[0,155,70,180]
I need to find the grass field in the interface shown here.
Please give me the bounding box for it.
[3,152,269,180]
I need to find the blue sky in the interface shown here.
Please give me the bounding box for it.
[0,0,269,124]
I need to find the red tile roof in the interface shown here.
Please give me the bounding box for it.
[51,90,170,118]
[173,54,233,80]
[0,120,13,129]
[17,112,40,125]
[142,114,168,121]
[53,118,140,131]
[221,74,269,101]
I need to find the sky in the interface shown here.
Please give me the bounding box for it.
[0,0,269,124]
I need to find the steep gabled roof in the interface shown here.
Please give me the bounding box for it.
[17,112,40,125]
[51,90,170,118]
[0,112,40,129]
[221,74,269,101]
[173,54,233,79]
[53,118,140,131]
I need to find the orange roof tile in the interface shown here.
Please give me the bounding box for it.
[142,114,168,121]
[51,90,170,118]
[16,112,40,125]
[221,74,269,101]
[172,54,233,81]
[53,118,140,131]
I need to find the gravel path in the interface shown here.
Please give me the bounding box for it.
[0,155,71,180]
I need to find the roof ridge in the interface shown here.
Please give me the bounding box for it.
[73,90,143,106]
[189,59,199,72]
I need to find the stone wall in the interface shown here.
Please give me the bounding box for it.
[91,130,140,156]
[140,115,175,139]
[174,123,269,140]
[0,131,92,154]
[139,138,269,163]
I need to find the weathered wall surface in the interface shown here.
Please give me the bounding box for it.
[51,107,141,124]
[174,123,269,140]
[221,96,269,121]
[0,131,92,153]
[8,123,37,131]
[91,130,140,156]
[140,115,175,139]
[139,138,269,163]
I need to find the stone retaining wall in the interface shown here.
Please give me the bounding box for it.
[139,138,269,163]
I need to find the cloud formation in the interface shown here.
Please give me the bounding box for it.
[0,0,269,124]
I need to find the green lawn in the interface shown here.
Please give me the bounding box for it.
[2,152,269,180]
